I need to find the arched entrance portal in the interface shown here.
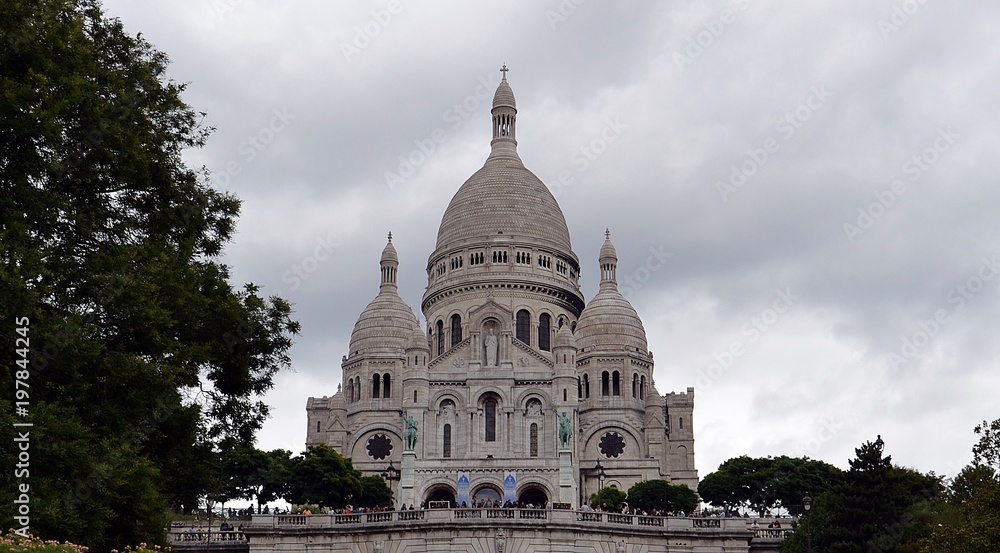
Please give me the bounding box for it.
[471,485,502,507]
[424,485,457,508]
[517,485,549,507]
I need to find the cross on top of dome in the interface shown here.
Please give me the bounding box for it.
[500,63,509,83]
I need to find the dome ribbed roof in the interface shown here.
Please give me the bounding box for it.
[435,158,573,253]
[553,324,577,349]
[407,323,429,352]
[349,291,418,355]
[348,237,417,355]
[493,80,516,110]
[575,288,648,353]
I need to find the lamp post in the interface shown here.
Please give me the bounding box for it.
[381,460,401,508]
[594,461,606,511]
[802,493,812,553]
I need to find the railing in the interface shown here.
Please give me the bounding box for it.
[367,512,394,523]
[276,515,307,526]
[636,516,663,527]
[253,511,748,533]
[168,530,247,544]
[607,514,633,525]
[753,527,793,540]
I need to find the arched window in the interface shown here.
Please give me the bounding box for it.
[530,423,538,457]
[538,313,551,351]
[563,389,567,401]
[443,424,452,458]
[382,373,391,398]
[516,310,531,344]
[640,375,646,399]
[601,371,610,396]
[679,417,684,430]
[451,314,462,346]
[583,374,590,398]
[372,373,381,399]
[578,378,582,398]
[355,377,361,401]
[436,320,444,355]
[612,371,621,396]
[316,420,321,433]
[347,379,354,403]
[485,398,497,442]
[632,374,638,398]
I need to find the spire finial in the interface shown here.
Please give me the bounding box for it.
[387,231,393,243]
[605,228,611,240]
[500,63,509,83]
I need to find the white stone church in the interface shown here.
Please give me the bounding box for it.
[305,69,697,509]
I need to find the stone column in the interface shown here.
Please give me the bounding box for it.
[559,450,577,507]
[399,451,417,507]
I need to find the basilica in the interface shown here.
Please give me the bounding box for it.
[305,69,697,509]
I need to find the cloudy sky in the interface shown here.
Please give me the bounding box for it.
[101,1,999,483]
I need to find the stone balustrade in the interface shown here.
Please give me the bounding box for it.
[248,509,751,532]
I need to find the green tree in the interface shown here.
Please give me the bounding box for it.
[627,480,699,514]
[973,418,1000,471]
[914,423,1000,552]
[287,444,364,508]
[0,0,298,549]
[781,440,944,553]
[357,475,394,509]
[699,455,843,516]
[221,447,294,511]
[590,486,627,512]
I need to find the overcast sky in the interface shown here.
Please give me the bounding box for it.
[101,1,999,484]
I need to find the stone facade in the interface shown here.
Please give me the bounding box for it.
[306,70,696,509]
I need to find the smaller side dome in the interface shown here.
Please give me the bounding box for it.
[575,231,648,353]
[553,324,577,350]
[407,323,430,353]
[348,235,418,355]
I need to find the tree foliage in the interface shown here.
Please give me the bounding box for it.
[590,486,627,511]
[626,480,698,514]
[0,0,298,549]
[780,440,944,553]
[286,444,394,509]
[699,455,843,516]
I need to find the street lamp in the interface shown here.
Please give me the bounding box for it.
[594,461,606,510]
[802,493,813,553]
[381,460,400,508]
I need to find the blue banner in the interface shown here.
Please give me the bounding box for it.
[503,472,517,503]
[457,473,471,507]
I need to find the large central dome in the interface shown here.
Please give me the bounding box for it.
[434,158,573,253]
[422,70,584,319]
